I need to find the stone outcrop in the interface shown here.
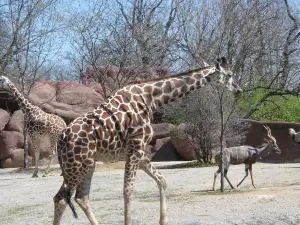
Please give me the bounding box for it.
[169,123,197,160]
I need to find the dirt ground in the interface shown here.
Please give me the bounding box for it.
[1,162,300,225]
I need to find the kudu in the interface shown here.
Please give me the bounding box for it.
[213,125,281,191]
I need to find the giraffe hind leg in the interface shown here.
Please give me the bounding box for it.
[53,183,77,225]
[74,162,98,225]
[44,137,58,177]
[32,150,40,178]
[139,153,168,225]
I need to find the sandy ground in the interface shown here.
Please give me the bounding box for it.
[1,162,300,225]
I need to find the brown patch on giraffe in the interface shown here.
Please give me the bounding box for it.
[102,140,108,149]
[78,131,87,138]
[190,86,195,91]
[144,125,151,134]
[193,73,205,80]
[88,142,96,151]
[174,80,184,87]
[115,112,123,121]
[178,93,184,98]
[102,112,110,119]
[163,96,170,104]
[75,155,82,161]
[181,85,188,93]
[130,86,141,94]
[164,81,172,93]
[152,88,162,97]
[105,119,114,129]
[172,90,178,97]
[154,82,164,87]
[74,146,82,154]
[144,85,152,93]
[185,77,195,85]
[119,103,129,112]
[170,98,176,102]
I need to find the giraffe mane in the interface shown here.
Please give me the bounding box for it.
[126,66,215,86]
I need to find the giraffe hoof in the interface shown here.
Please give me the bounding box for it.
[42,174,47,177]
[31,174,38,178]
[160,218,168,225]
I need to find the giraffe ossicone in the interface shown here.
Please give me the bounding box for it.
[53,57,242,225]
[0,76,66,177]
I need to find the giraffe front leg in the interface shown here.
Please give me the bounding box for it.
[139,154,168,225]
[32,150,40,178]
[124,153,139,225]
[74,162,99,225]
[43,138,57,177]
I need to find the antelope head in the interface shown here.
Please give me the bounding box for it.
[263,125,281,155]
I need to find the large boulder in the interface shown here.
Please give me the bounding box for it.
[0,131,24,159]
[28,80,105,124]
[0,108,10,131]
[1,148,32,168]
[6,110,24,133]
[170,123,197,160]
[151,137,184,161]
[151,123,176,144]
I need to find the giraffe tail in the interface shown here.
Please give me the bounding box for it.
[65,187,78,219]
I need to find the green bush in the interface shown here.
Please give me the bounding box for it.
[239,89,300,122]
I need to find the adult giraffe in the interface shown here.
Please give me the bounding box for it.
[53,57,243,225]
[0,76,66,177]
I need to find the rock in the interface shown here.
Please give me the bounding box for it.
[6,110,24,133]
[1,148,32,168]
[0,108,10,131]
[170,123,197,160]
[151,123,176,144]
[0,131,24,159]
[151,137,184,161]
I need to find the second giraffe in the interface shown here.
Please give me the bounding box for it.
[0,76,66,177]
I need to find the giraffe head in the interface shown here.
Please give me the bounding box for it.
[0,76,14,94]
[212,57,242,93]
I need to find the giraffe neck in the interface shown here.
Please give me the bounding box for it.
[7,82,40,116]
[123,66,217,111]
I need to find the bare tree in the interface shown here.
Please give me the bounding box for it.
[0,0,62,168]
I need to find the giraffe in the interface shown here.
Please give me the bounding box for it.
[0,76,66,177]
[53,57,243,225]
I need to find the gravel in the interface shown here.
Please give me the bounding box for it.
[1,162,300,225]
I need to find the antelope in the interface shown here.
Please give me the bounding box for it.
[213,125,281,191]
